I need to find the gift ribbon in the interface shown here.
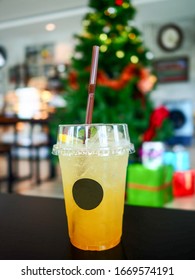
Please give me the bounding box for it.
[128,181,172,192]
[184,171,191,190]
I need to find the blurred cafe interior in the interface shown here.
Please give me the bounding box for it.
[0,0,195,210]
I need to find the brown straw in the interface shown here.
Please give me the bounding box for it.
[85,45,99,124]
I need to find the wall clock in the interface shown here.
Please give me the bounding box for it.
[0,46,7,68]
[157,24,183,52]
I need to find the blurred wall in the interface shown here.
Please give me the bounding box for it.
[142,17,195,110]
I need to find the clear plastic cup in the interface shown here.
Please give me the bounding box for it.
[52,123,134,251]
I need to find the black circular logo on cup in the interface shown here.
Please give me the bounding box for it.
[72,178,104,210]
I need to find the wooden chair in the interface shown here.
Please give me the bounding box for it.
[0,144,13,193]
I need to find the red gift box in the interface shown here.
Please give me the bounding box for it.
[173,170,195,197]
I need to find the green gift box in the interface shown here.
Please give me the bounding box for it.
[126,164,173,207]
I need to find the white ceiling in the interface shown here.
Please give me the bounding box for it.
[0,0,195,29]
[0,0,87,22]
[0,0,194,41]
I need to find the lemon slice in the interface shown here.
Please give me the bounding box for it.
[58,133,83,144]
[58,134,73,143]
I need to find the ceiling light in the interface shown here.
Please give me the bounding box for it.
[45,23,56,31]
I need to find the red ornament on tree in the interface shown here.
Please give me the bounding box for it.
[115,0,123,6]
[143,106,170,141]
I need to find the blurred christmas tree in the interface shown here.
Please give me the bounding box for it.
[51,0,173,160]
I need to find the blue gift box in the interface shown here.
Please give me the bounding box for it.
[163,149,190,171]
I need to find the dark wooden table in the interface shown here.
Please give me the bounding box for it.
[0,193,195,260]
